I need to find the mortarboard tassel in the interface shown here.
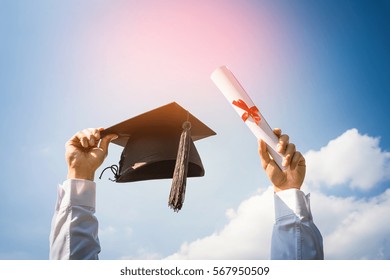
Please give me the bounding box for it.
[168,120,192,212]
[99,164,119,182]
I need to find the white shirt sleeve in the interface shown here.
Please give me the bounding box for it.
[271,189,324,260]
[49,179,100,260]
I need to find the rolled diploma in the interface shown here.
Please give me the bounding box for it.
[211,66,286,171]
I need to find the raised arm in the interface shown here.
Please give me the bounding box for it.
[49,128,117,259]
[258,129,323,259]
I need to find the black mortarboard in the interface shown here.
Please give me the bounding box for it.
[100,102,216,211]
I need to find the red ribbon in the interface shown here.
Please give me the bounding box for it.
[232,99,261,125]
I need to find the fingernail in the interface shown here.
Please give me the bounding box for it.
[81,139,88,148]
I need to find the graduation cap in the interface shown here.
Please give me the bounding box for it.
[100,102,216,212]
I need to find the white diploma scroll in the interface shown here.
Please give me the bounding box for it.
[211,65,286,171]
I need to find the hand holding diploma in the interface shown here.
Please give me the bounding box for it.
[258,128,306,192]
[211,66,306,192]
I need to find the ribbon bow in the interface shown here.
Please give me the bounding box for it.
[232,99,261,125]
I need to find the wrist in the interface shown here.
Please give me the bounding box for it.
[67,168,95,181]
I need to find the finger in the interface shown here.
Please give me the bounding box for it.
[258,139,271,170]
[81,128,100,147]
[71,130,90,148]
[277,134,289,154]
[283,143,296,167]
[273,128,282,137]
[290,151,306,170]
[259,138,286,186]
[99,134,118,156]
[91,128,103,146]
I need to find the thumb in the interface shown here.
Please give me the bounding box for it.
[258,139,271,170]
[99,134,118,156]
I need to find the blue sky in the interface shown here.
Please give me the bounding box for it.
[0,0,389,259]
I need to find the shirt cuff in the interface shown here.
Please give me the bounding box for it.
[56,179,96,210]
[274,189,311,221]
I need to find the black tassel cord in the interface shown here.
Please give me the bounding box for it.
[168,120,192,212]
[99,164,119,182]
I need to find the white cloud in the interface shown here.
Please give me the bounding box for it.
[164,129,390,260]
[165,188,275,260]
[305,129,390,191]
[99,225,136,259]
[312,189,390,259]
